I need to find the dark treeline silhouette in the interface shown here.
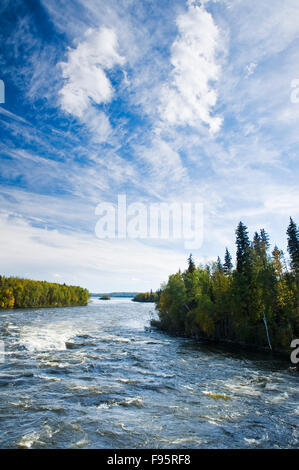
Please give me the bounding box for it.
[154,218,299,353]
[0,276,89,309]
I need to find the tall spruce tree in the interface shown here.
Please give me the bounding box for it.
[216,256,223,273]
[253,232,261,252]
[260,229,270,250]
[187,254,196,273]
[235,221,251,274]
[223,248,233,275]
[287,217,299,275]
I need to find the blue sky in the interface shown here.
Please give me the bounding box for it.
[0,0,299,291]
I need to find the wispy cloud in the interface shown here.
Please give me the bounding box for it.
[159,1,223,133]
[59,26,125,142]
[1,0,299,289]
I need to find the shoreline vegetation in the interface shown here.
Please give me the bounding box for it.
[132,291,158,303]
[152,218,299,358]
[91,292,138,298]
[0,276,89,309]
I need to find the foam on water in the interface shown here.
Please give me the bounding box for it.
[17,432,41,449]
[19,322,80,352]
[0,298,298,449]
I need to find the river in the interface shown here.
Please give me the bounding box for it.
[0,297,298,448]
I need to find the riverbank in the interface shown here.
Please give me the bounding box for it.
[154,221,299,357]
[150,319,296,363]
[0,276,89,309]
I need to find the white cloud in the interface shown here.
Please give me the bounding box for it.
[231,0,299,62]
[159,2,223,133]
[81,107,112,143]
[0,211,187,292]
[245,62,257,77]
[135,137,188,189]
[2,0,299,286]
[59,26,125,141]
[0,107,30,124]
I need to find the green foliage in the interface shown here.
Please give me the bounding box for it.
[187,254,196,273]
[287,218,299,274]
[235,221,251,274]
[0,276,89,309]
[132,291,159,303]
[155,220,299,353]
[223,248,233,275]
[158,273,187,332]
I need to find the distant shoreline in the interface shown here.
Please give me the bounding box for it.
[0,275,89,310]
[90,292,138,298]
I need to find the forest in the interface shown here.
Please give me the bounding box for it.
[154,218,299,353]
[0,276,89,309]
[132,291,159,302]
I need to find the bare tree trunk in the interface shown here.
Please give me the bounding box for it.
[263,312,272,351]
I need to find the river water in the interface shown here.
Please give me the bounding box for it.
[0,297,298,449]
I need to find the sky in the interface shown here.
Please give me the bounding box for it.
[0,0,299,292]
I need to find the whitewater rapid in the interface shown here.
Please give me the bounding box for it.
[0,297,298,448]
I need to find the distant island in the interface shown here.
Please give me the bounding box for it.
[132,291,158,303]
[0,276,89,309]
[91,291,159,302]
[91,292,138,298]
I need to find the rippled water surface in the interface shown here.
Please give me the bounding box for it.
[0,298,298,448]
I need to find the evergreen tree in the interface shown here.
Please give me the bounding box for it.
[223,248,233,275]
[260,229,270,250]
[235,221,251,274]
[155,219,299,353]
[253,232,261,253]
[187,254,196,273]
[287,218,299,274]
[253,229,270,269]
[287,217,299,321]
[216,256,223,273]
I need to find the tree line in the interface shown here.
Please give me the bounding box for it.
[154,218,299,353]
[0,276,89,309]
[132,291,159,302]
